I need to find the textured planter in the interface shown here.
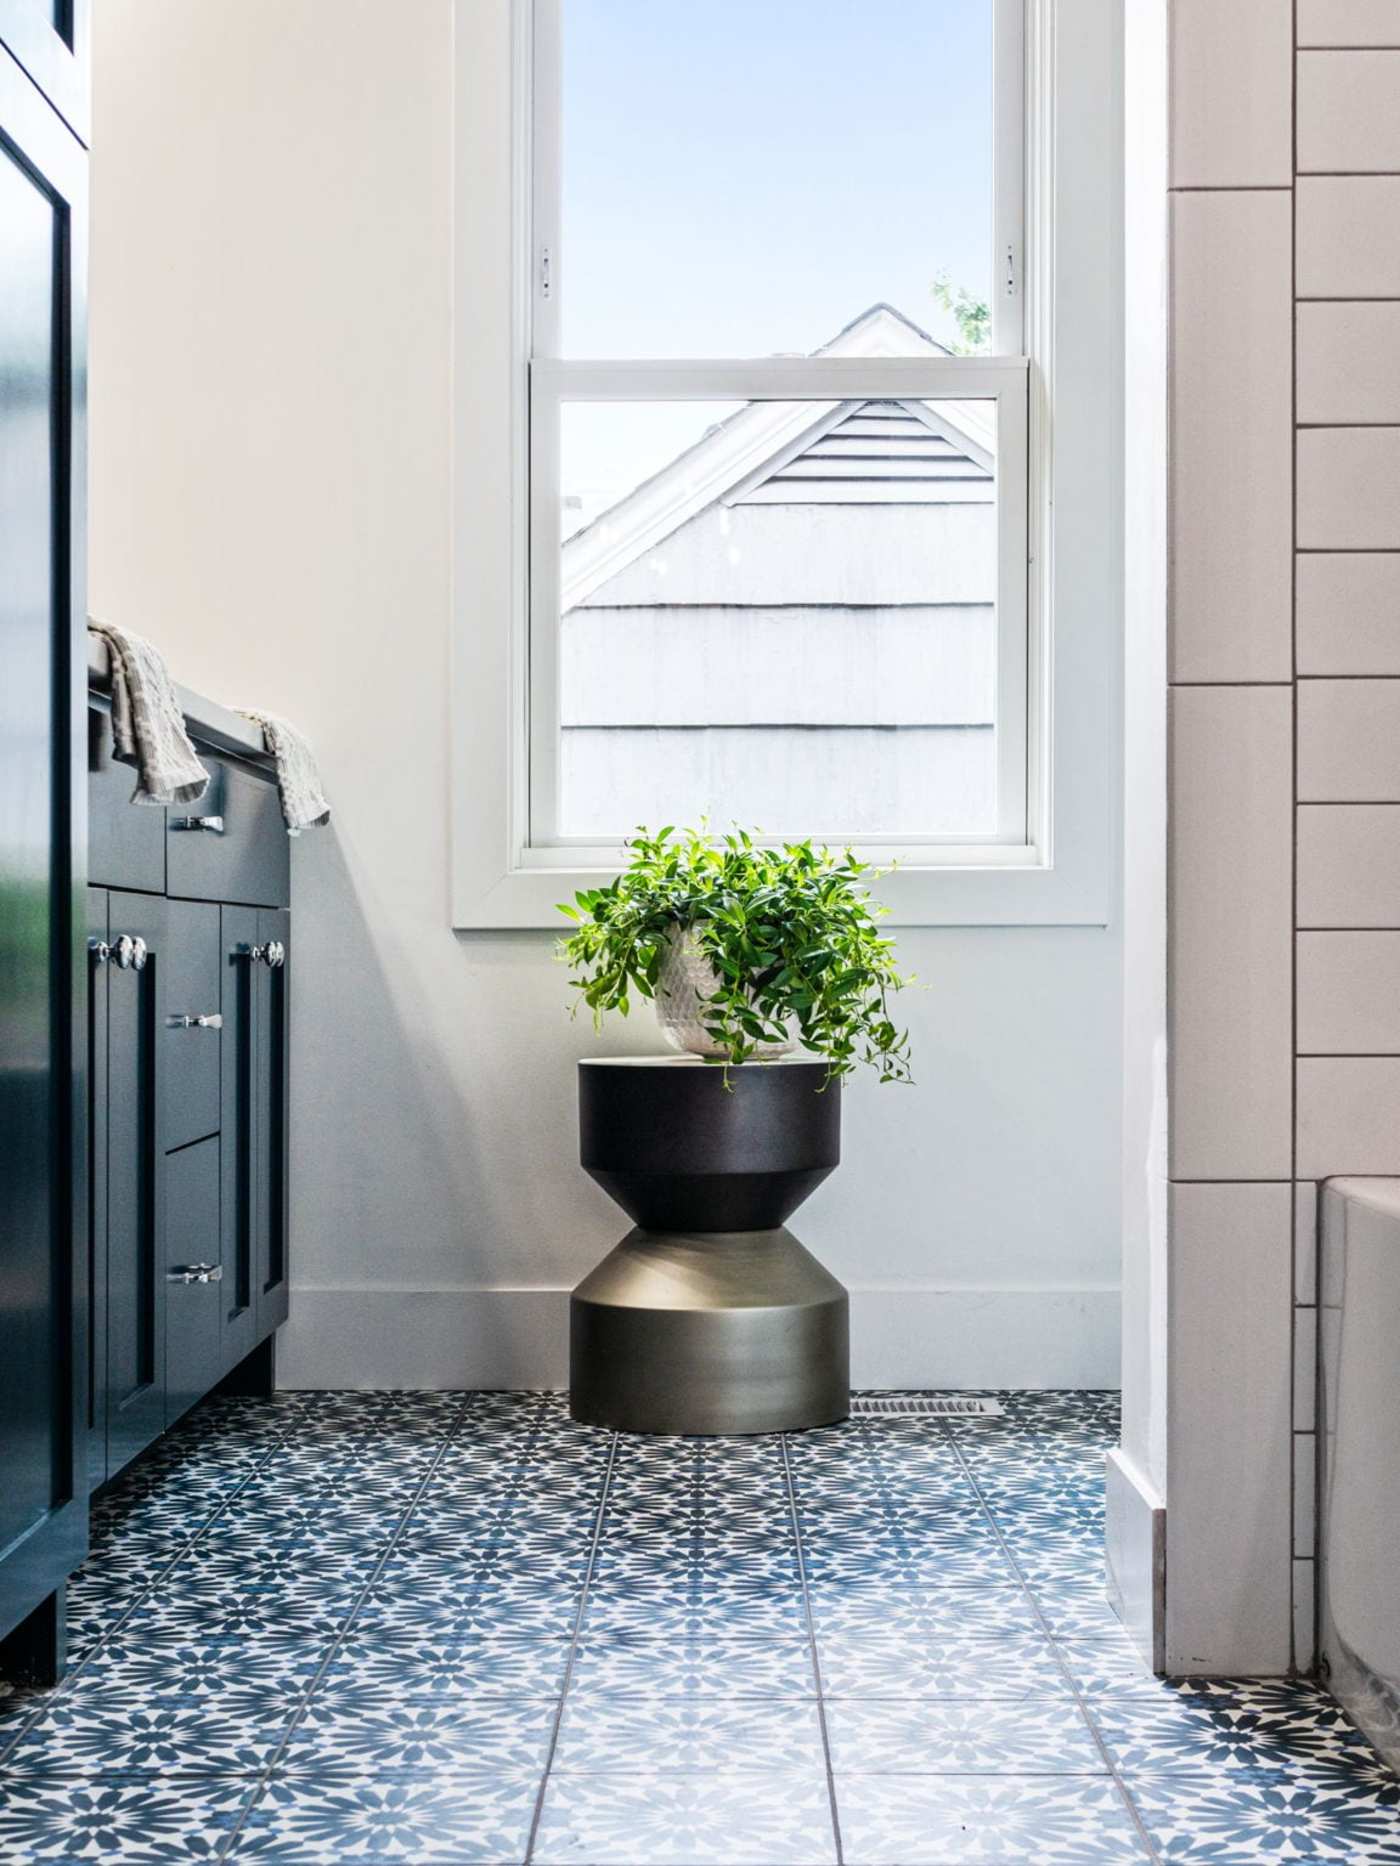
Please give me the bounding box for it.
[570,1057,848,1435]
[654,924,796,1059]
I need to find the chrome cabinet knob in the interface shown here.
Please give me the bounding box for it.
[167,1262,223,1284]
[168,1012,223,1030]
[263,941,285,969]
[131,936,148,971]
[113,934,136,968]
[89,939,111,965]
[170,814,224,834]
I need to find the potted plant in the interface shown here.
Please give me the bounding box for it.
[557,825,912,1083]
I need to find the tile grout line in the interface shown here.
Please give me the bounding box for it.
[212,1389,480,1862]
[943,1424,1166,1866]
[0,1400,308,1766]
[779,1431,844,1866]
[522,1423,619,1866]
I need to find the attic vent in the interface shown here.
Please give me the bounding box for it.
[850,1395,1004,1418]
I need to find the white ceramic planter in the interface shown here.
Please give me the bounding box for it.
[654,925,796,1059]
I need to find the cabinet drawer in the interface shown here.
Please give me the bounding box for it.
[166,758,289,908]
[164,1137,222,1427]
[159,899,222,1150]
[88,708,166,893]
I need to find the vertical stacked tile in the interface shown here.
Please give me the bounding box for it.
[1165,0,1296,1675]
[1294,3,1400,1676]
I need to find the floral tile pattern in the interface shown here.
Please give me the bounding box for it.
[0,1388,1395,1864]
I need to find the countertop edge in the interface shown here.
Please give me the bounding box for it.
[87,634,275,769]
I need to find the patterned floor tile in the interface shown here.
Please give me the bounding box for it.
[1090,1683,1383,1777]
[322,1631,571,1700]
[70,1634,330,1704]
[835,1771,1146,1863]
[818,1630,1070,1701]
[2,1695,298,1777]
[533,1770,838,1864]
[579,1581,808,1640]
[568,1634,816,1700]
[0,1772,256,1862]
[807,1583,1041,1642]
[232,1770,538,1862]
[283,1693,557,1775]
[825,1698,1107,1775]
[1125,1767,1400,1861]
[552,1697,826,1773]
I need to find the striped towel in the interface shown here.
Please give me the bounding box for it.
[236,709,331,834]
[88,618,210,806]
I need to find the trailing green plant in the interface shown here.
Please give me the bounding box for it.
[557,826,913,1084]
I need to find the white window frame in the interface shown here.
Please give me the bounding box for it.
[450,0,1122,928]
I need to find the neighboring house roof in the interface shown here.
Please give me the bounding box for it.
[561,303,995,612]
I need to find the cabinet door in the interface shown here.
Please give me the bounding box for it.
[86,890,109,1489]
[159,898,221,1151]
[164,1137,222,1426]
[255,908,290,1337]
[219,906,259,1372]
[105,892,166,1476]
[0,53,87,1662]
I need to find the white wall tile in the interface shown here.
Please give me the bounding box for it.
[1298,554,1400,675]
[1296,1182,1319,1305]
[1170,193,1292,681]
[1298,304,1400,425]
[1299,50,1400,172]
[1298,679,1400,801]
[1298,430,1400,550]
[1297,176,1400,297]
[1166,1182,1294,1675]
[1297,931,1400,1051]
[1297,1056,1400,1174]
[1169,688,1294,1178]
[1294,1432,1318,1555]
[1171,0,1293,186]
[1294,1558,1317,1673]
[1301,0,1400,44]
[1295,1311,1319,1434]
[1297,804,1400,926]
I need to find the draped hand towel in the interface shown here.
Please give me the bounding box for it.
[236,709,331,834]
[88,618,210,806]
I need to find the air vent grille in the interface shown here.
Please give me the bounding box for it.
[849,1395,1004,1418]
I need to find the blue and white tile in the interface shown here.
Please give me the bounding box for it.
[817,1630,1070,1701]
[1126,1768,1400,1862]
[283,1692,557,1776]
[322,1631,571,1700]
[533,1770,838,1864]
[0,1773,255,1862]
[234,1769,539,1862]
[807,1583,1040,1642]
[70,1634,328,1704]
[579,1581,807,1641]
[835,1771,1144,1863]
[2,1695,298,1778]
[1091,1682,1381,1778]
[826,1698,1105,1776]
[552,1697,826,1773]
[568,1634,815,1700]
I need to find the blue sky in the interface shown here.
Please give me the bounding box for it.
[561,0,993,360]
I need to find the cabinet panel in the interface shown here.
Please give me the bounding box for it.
[105,891,166,1476]
[220,907,259,1372]
[87,707,165,893]
[85,890,108,1489]
[256,908,290,1337]
[164,1137,222,1427]
[0,52,87,1669]
[159,898,221,1149]
[166,759,289,909]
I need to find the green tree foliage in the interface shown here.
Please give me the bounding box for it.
[557,826,913,1084]
[931,272,991,355]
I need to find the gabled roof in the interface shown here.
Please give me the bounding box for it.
[560,304,996,612]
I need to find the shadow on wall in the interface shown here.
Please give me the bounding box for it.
[277,824,628,1390]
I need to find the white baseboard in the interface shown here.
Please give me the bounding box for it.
[1106,1446,1166,1672]
[276,1284,1121,1392]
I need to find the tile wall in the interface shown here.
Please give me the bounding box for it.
[1167,2,1400,1676]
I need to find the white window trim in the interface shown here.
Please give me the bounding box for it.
[450,0,1121,929]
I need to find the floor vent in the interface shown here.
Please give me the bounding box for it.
[850,1394,1004,1418]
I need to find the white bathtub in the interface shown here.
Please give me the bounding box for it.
[1320,1178,1400,1768]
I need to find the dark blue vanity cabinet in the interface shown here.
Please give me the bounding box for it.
[0,0,89,1683]
[86,719,292,1486]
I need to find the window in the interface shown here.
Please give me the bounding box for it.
[529,0,1027,859]
[450,0,1121,927]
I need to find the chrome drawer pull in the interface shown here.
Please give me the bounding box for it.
[168,1012,223,1030]
[167,1262,223,1284]
[170,814,225,834]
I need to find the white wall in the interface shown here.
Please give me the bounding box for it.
[89,0,1123,1390]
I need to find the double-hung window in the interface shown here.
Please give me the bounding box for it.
[452,0,1120,926]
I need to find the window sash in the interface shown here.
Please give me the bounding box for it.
[527,355,1030,856]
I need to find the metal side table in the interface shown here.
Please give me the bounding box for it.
[570,1057,850,1435]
